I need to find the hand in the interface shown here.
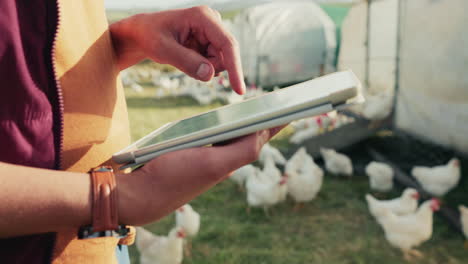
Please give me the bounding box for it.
[116,126,286,226]
[110,6,246,94]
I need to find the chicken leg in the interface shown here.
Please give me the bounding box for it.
[292,202,305,212]
[409,249,423,258]
[464,240,468,249]
[263,206,271,218]
[403,249,423,261]
[184,239,193,258]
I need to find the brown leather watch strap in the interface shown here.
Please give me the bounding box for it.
[90,166,118,232]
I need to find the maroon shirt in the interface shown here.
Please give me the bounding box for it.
[0,0,59,263]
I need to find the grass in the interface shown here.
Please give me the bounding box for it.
[124,83,468,264]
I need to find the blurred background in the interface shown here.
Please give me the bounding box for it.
[105,0,468,263]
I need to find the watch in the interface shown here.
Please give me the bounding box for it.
[78,166,129,239]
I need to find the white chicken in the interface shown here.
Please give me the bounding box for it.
[320,111,337,131]
[120,69,134,87]
[175,204,200,238]
[261,156,282,182]
[285,147,308,174]
[333,114,354,129]
[361,89,393,121]
[277,175,289,203]
[131,83,144,93]
[285,148,324,209]
[136,226,186,264]
[320,148,353,177]
[244,84,264,99]
[246,168,288,216]
[459,205,468,248]
[378,198,440,260]
[215,75,230,89]
[260,157,287,202]
[289,118,323,144]
[411,158,461,197]
[230,164,256,191]
[175,204,200,256]
[137,68,151,80]
[366,188,420,224]
[290,118,309,130]
[258,143,286,166]
[224,90,243,104]
[191,84,215,105]
[365,161,394,192]
[155,88,168,99]
[157,75,180,92]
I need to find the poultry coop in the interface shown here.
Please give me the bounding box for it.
[284,0,468,237]
[224,1,337,89]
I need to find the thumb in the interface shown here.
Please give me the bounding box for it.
[209,130,271,176]
[157,39,215,81]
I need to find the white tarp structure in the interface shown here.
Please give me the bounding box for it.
[396,0,468,155]
[225,1,336,87]
[338,0,468,155]
[338,0,398,94]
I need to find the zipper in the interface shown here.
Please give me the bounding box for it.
[51,0,64,171]
[47,0,63,263]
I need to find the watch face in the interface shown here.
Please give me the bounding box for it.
[78,225,130,239]
[93,166,113,172]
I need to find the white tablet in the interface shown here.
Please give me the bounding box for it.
[113,70,363,169]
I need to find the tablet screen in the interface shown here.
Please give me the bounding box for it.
[129,70,359,152]
[139,91,309,147]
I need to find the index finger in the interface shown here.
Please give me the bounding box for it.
[189,7,246,94]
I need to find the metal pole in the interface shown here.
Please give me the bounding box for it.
[392,0,403,129]
[364,0,372,91]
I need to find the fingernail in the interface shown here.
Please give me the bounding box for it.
[261,130,270,143]
[240,82,246,95]
[197,63,211,79]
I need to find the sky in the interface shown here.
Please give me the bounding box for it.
[104,0,353,10]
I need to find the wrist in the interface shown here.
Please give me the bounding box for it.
[110,14,147,70]
[115,168,166,227]
[115,171,140,225]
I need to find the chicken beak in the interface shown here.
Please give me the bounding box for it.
[279,177,287,185]
[177,230,186,238]
[430,198,441,211]
[316,117,322,127]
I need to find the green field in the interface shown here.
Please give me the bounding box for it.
[124,85,467,264]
